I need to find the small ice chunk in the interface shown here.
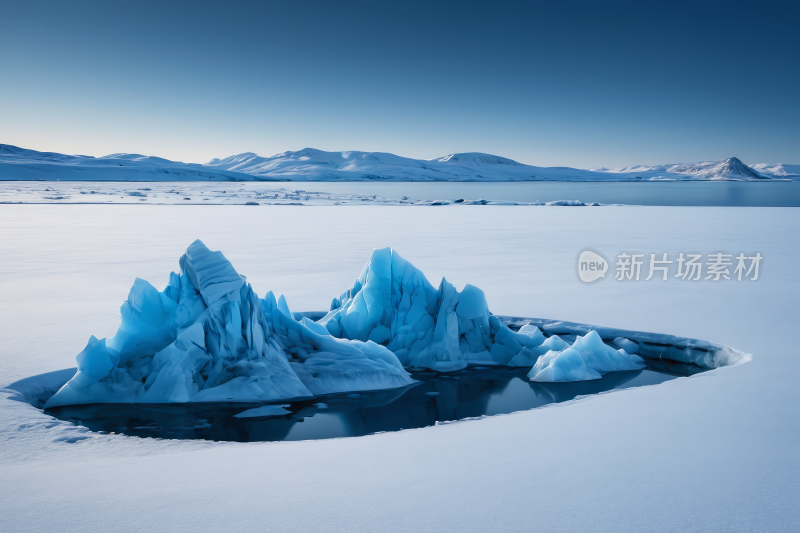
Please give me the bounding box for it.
[571,331,645,374]
[528,330,645,382]
[528,348,602,382]
[542,335,569,351]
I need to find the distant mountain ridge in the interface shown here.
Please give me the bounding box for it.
[203,148,558,181]
[204,148,791,181]
[593,157,797,180]
[1,143,796,182]
[750,162,800,179]
[0,144,255,182]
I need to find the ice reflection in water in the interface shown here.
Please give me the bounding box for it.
[45,363,700,442]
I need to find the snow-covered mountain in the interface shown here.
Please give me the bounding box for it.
[594,157,787,180]
[1,143,794,181]
[204,148,557,181]
[0,144,257,182]
[206,148,790,181]
[750,162,800,180]
[692,158,765,180]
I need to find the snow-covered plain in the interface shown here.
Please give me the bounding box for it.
[1,206,798,532]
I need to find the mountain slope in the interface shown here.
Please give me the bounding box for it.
[0,144,266,182]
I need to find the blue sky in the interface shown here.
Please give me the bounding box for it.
[1,0,797,167]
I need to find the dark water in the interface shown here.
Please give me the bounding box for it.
[45,362,701,442]
[300,181,800,206]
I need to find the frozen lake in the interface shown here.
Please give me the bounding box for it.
[273,180,800,206]
[2,180,799,206]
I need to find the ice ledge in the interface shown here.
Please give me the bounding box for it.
[3,314,747,411]
[294,312,747,370]
[497,316,748,369]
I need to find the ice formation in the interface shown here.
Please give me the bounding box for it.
[527,331,645,382]
[45,241,414,408]
[317,249,550,372]
[260,290,415,396]
[46,243,656,408]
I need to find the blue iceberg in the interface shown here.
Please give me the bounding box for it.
[318,248,549,371]
[527,331,645,382]
[46,242,650,408]
[45,241,413,407]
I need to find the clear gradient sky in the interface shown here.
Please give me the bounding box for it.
[1,0,797,168]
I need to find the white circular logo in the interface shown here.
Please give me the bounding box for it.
[576,249,609,284]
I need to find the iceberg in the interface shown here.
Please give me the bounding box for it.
[317,248,547,372]
[318,248,465,371]
[527,331,646,382]
[45,243,656,408]
[45,241,414,408]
